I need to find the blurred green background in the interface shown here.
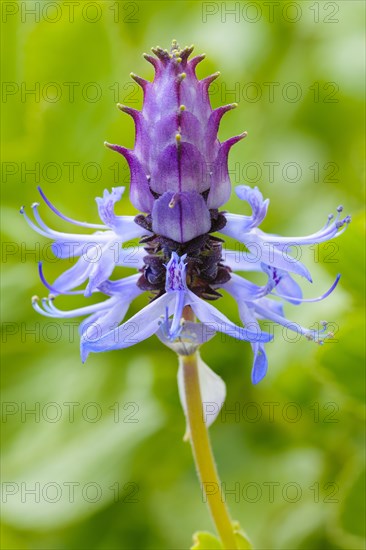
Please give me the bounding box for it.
[1,1,365,549]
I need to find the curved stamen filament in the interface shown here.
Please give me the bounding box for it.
[38,187,107,229]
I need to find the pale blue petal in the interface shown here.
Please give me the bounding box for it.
[95,187,147,238]
[81,293,174,361]
[220,222,312,281]
[253,303,329,342]
[274,273,303,305]
[233,299,269,384]
[234,185,269,229]
[79,277,143,340]
[261,265,303,305]
[98,274,141,295]
[52,241,85,259]
[79,298,130,341]
[187,290,272,343]
[52,256,92,293]
[95,187,125,227]
[221,249,263,272]
[251,343,268,384]
[255,296,284,318]
[223,273,271,300]
[84,245,116,297]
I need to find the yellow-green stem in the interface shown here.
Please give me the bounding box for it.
[182,351,238,549]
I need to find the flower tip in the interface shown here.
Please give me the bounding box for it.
[130,72,147,88]
[31,295,39,304]
[251,369,266,385]
[84,287,93,298]
[31,202,40,209]
[19,206,25,214]
[80,341,89,364]
[251,350,268,385]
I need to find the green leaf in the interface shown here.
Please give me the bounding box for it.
[191,523,253,549]
[232,521,253,549]
[191,531,223,549]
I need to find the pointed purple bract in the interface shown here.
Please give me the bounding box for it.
[109,42,243,242]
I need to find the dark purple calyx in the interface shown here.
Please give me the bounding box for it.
[135,208,231,300]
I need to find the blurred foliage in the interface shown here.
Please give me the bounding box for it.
[1,1,365,549]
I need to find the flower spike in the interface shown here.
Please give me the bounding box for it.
[23,42,350,391]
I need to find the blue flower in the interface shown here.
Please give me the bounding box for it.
[25,42,350,408]
[77,251,272,362]
[22,186,146,297]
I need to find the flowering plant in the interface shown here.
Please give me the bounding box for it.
[23,41,350,548]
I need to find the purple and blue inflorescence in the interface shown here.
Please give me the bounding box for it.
[23,41,350,384]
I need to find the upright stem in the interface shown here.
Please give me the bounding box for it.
[182,351,238,549]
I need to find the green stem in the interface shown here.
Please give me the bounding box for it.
[182,352,238,549]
